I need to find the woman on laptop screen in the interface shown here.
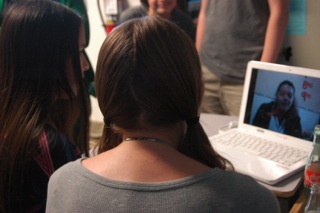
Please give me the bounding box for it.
[253,80,303,138]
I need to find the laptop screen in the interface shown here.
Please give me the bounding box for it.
[243,67,320,142]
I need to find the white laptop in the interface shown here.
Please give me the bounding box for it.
[209,61,320,185]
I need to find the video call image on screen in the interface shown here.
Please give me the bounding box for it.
[244,69,320,141]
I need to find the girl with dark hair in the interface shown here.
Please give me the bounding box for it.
[253,80,303,138]
[0,0,95,92]
[47,16,279,213]
[0,0,90,212]
[0,0,96,147]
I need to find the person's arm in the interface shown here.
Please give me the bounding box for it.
[195,0,207,53]
[260,0,289,62]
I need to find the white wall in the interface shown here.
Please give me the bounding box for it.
[86,1,106,126]
[86,1,107,70]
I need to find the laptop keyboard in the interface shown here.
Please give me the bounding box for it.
[210,131,309,167]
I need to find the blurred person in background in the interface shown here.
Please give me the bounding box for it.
[119,0,195,40]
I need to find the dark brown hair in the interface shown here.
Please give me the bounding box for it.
[95,16,230,170]
[0,0,89,211]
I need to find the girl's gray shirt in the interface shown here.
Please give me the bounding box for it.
[46,158,280,213]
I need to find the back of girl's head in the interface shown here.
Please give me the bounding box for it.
[96,16,229,169]
[97,16,201,131]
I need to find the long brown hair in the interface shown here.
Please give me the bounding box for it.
[0,0,89,211]
[95,16,230,170]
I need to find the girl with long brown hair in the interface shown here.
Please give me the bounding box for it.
[0,0,89,212]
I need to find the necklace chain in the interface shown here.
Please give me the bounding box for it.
[124,137,173,147]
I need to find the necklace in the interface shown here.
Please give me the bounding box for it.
[124,137,173,147]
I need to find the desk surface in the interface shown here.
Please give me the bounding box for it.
[289,189,306,213]
[200,113,303,198]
